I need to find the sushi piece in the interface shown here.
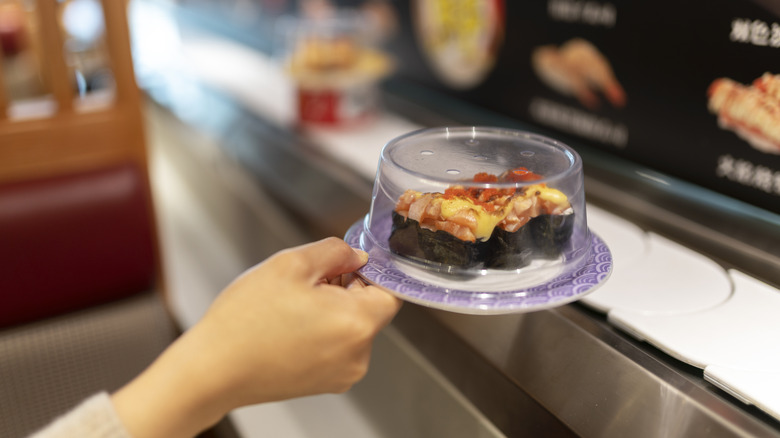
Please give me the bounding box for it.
[487,213,575,268]
[388,167,574,271]
[389,210,489,270]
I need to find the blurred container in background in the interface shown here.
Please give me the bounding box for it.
[278,8,394,128]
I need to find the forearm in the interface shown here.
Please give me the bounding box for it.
[108,239,401,437]
[111,328,232,438]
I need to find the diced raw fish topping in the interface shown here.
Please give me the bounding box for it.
[395,167,571,242]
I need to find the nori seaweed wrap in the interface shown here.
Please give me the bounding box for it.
[388,167,574,272]
[485,212,575,268]
[389,211,490,270]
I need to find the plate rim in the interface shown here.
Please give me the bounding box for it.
[344,215,612,315]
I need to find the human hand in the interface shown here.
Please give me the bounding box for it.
[193,236,402,404]
[112,237,402,438]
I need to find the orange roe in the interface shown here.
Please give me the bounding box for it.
[442,167,543,212]
[506,167,543,182]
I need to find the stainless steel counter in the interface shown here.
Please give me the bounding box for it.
[397,302,780,437]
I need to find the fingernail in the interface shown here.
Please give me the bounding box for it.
[352,248,369,263]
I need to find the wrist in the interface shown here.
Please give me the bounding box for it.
[111,327,233,438]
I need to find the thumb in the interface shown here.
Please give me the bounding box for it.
[281,237,368,283]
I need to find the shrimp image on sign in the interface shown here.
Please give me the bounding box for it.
[532,38,626,110]
[708,73,780,155]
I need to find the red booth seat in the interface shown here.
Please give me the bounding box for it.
[0,162,158,328]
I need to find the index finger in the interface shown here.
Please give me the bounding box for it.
[347,280,404,327]
[278,237,368,283]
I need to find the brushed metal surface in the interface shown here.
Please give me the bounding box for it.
[424,304,780,437]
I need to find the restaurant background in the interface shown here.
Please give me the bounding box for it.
[2,0,780,436]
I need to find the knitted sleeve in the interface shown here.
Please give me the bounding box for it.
[29,392,132,438]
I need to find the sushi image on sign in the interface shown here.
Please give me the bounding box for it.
[708,72,780,155]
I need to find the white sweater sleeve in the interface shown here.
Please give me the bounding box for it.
[29,392,132,438]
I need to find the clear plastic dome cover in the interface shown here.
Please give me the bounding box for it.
[362,127,591,291]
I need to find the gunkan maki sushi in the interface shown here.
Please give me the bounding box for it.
[388,167,575,272]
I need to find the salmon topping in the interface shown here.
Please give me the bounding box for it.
[395,168,570,242]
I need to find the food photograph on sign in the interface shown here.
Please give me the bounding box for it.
[707,72,780,155]
[531,38,626,111]
[411,0,505,89]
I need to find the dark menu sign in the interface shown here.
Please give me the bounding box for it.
[377,0,780,215]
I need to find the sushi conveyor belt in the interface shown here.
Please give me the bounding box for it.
[141,30,780,436]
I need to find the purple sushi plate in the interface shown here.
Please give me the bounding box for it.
[344,216,613,315]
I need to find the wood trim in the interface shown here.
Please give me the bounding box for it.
[101,0,140,107]
[0,51,6,120]
[0,108,145,182]
[35,0,72,113]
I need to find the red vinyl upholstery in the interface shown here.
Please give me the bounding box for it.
[0,163,157,328]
